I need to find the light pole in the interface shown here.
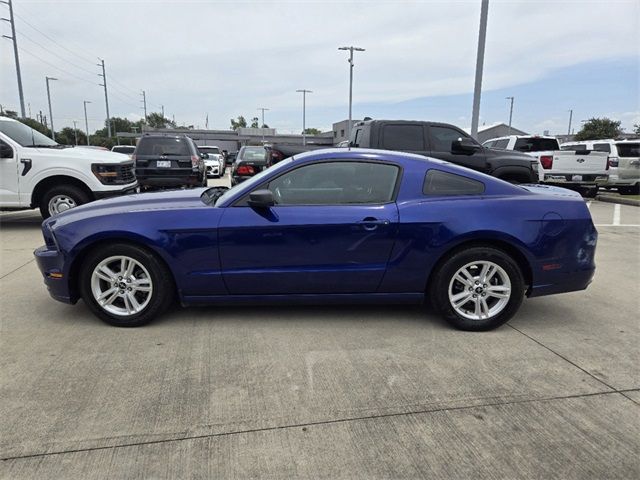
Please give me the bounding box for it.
[470,0,489,140]
[83,100,92,145]
[338,46,365,143]
[257,107,269,142]
[567,109,573,136]
[72,120,78,145]
[1,0,26,117]
[45,76,57,141]
[296,89,312,145]
[98,59,111,138]
[506,96,514,135]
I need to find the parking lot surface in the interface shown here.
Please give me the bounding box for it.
[1,195,639,479]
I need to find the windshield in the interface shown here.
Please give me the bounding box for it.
[0,120,58,147]
[213,157,294,207]
[199,147,220,154]
[240,147,266,161]
[514,137,559,152]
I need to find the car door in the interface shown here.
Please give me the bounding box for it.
[218,160,401,295]
[0,139,20,206]
[427,125,487,172]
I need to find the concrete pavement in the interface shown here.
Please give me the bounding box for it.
[0,197,638,479]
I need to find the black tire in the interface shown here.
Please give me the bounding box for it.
[79,243,175,327]
[430,246,525,331]
[619,184,640,195]
[40,184,91,219]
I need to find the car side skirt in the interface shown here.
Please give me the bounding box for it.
[181,292,424,307]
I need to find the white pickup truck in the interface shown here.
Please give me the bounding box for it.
[1,117,138,219]
[482,135,609,195]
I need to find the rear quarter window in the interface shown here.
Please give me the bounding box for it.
[423,170,485,196]
[382,124,425,151]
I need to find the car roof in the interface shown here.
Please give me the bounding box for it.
[199,145,219,148]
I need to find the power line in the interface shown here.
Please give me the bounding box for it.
[17,45,97,85]
[13,10,96,65]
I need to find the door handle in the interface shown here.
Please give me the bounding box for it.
[20,158,32,176]
[358,217,390,231]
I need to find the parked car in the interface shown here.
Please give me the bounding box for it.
[226,151,237,165]
[198,145,225,177]
[0,117,137,218]
[348,120,539,183]
[231,146,268,186]
[133,134,206,189]
[35,148,597,331]
[483,135,609,196]
[561,139,639,195]
[111,145,136,158]
[268,143,329,165]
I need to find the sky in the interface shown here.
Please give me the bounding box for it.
[1,0,638,136]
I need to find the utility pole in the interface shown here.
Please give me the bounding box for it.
[97,59,111,137]
[160,104,164,117]
[83,100,91,145]
[257,107,269,142]
[27,102,31,118]
[567,109,573,136]
[1,0,25,117]
[141,90,147,121]
[338,46,365,143]
[506,96,514,136]
[470,0,489,140]
[72,120,78,145]
[45,76,57,141]
[296,89,312,146]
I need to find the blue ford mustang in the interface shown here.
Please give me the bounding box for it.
[34,148,597,330]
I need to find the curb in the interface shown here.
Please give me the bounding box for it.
[595,195,640,207]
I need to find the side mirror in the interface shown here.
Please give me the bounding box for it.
[0,143,13,159]
[248,189,275,208]
[452,137,481,154]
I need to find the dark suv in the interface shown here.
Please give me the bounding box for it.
[133,134,206,189]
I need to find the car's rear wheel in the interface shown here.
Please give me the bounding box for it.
[430,247,525,331]
[619,184,640,195]
[79,243,174,327]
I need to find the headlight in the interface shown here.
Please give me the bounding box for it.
[92,164,119,183]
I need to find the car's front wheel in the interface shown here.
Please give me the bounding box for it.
[430,247,525,331]
[79,243,174,327]
[40,185,91,219]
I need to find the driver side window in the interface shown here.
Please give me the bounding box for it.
[430,126,468,152]
[267,161,399,205]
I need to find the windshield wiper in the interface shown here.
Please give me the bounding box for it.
[158,152,182,156]
[25,144,65,148]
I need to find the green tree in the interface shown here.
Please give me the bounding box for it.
[146,112,176,129]
[574,118,622,141]
[16,117,51,137]
[304,127,322,135]
[56,127,87,146]
[634,123,640,135]
[250,117,260,128]
[230,116,247,130]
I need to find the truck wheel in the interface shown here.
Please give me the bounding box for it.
[40,185,91,219]
[619,184,639,195]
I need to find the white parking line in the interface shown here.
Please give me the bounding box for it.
[586,201,591,209]
[612,204,621,226]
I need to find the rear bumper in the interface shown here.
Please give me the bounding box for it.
[33,245,75,304]
[137,175,202,187]
[543,173,608,185]
[528,267,595,298]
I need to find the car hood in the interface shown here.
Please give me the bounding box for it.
[50,188,210,226]
[24,146,131,164]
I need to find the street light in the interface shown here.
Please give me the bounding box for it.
[45,76,57,141]
[83,100,92,145]
[257,107,269,143]
[296,89,312,146]
[338,46,365,143]
[505,96,514,136]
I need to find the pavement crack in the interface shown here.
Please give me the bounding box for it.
[0,389,624,463]
[0,258,35,280]
[507,323,619,392]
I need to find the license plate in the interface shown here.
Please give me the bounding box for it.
[571,175,582,182]
[157,160,171,168]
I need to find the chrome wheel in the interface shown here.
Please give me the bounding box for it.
[448,260,511,321]
[48,195,77,216]
[90,255,153,316]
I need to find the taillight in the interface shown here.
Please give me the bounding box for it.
[608,156,618,168]
[237,165,255,175]
[540,155,553,169]
[191,155,200,167]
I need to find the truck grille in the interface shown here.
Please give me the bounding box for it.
[118,163,136,183]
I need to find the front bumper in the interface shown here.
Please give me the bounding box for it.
[33,245,75,304]
[93,183,138,199]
